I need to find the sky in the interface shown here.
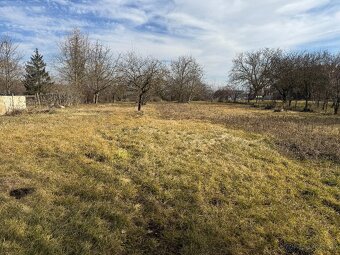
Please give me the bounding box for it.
[1,0,340,85]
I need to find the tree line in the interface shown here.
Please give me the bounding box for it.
[0,29,210,111]
[228,48,340,114]
[1,29,339,114]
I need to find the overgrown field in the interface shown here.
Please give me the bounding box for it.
[0,103,339,255]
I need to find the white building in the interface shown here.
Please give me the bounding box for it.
[0,96,26,115]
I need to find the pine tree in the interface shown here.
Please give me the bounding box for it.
[24,48,53,95]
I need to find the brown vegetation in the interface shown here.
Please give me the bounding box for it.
[156,103,340,162]
[0,102,338,254]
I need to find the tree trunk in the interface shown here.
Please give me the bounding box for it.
[137,93,143,111]
[304,98,309,111]
[303,83,310,111]
[254,89,259,103]
[93,93,99,104]
[188,94,193,103]
[282,94,286,104]
[334,98,339,115]
[36,93,41,106]
[282,99,287,110]
[322,99,328,111]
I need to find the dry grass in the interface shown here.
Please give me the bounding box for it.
[0,102,339,255]
[156,103,340,162]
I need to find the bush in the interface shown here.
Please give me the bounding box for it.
[264,103,276,110]
[5,109,26,116]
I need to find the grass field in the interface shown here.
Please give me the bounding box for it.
[0,102,339,255]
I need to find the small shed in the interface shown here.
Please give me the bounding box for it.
[0,96,26,115]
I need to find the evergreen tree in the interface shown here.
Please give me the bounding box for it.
[24,48,53,95]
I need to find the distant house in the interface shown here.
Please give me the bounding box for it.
[0,96,26,115]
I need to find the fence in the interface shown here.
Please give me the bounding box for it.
[26,93,75,107]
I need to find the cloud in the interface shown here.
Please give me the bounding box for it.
[0,0,340,84]
[276,0,330,14]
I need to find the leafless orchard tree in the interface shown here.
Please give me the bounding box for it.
[316,51,334,111]
[290,51,340,114]
[0,35,22,95]
[230,48,279,102]
[313,51,340,114]
[229,48,339,114]
[56,29,90,102]
[119,52,164,111]
[328,53,340,115]
[270,51,300,108]
[104,82,127,102]
[86,41,120,104]
[295,52,325,111]
[169,56,204,103]
[333,76,340,115]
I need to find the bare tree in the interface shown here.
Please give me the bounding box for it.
[270,51,299,108]
[169,56,204,103]
[329,53,340,115]
[0,35,22,95]
[295,52,325,111]
[105,82,127,103]
[86,41,120,104]
[230,48,279,102]
[333,75,340,115]
[315,51,333,111]
[119,52,164,111]
[56,29,90,102]
[315,51,340,114]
